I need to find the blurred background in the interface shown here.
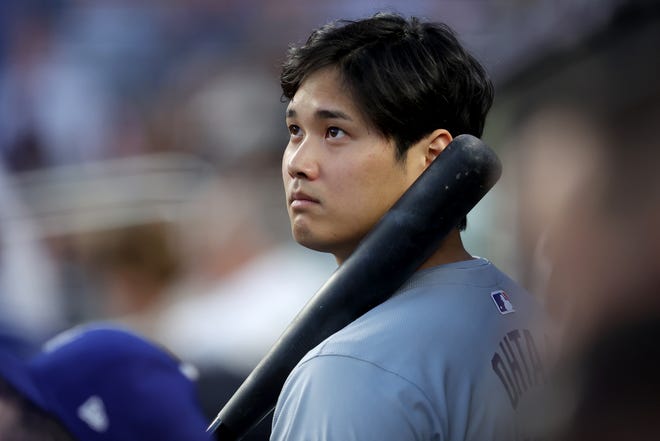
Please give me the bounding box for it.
[1,0,658,439]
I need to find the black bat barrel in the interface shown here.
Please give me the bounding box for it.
[208,134,502,440]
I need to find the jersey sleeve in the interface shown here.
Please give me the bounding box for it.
[270,354,443,441]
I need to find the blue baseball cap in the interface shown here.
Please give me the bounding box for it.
[0,324,212,441]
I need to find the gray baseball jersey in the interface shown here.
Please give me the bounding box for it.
[270,257,546,441]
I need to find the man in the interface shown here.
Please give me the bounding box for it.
[272,13,546,441]
[503,2,660,439]
[0,324,212,440]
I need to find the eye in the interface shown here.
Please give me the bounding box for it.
[288,124,302,137]
[326,127,346,139]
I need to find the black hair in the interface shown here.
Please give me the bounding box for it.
[281,12,494,230]
[281,12,493,156]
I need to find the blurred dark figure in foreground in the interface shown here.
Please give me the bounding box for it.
[500,0,660,439]
[561,314,660,441]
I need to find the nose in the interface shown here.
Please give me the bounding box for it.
[285,140,319,180]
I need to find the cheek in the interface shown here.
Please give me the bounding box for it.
[335,161,405,218]
[281,152,292,184]
[330,166,372,208]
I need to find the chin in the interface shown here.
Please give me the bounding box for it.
[290,230,330,253]
[294,234,355,264]
[293,235,329,253]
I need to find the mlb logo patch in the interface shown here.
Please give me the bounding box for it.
[491,290,515,315]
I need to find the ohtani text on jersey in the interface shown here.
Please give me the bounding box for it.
[491,328,545,409]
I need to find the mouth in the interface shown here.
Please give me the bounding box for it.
[289,190,320,209]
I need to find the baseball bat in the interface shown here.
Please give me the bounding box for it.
[208,134,502,440]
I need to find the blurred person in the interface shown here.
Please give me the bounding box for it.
[0,161,66,344]
[0,323,211,441]
[506,0,660,355]
[0,3,118,170]
[269,12,548,441]
[499,0,660,438]
[73,222,183,337]
[0,2,56,171]
[147,61,288,168]
[153,173,335,376]
[557,313,660,441]
[511,106,605,327]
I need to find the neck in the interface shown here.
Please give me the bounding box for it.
[417,229,472,271]
[333,229,471,268]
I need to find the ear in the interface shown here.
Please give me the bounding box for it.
[425,129,452,167]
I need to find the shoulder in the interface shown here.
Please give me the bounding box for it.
[271,354,441,441]
[273,258,548,440]
[303,258,542,375]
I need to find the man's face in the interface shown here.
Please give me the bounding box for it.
[282,67,430,264]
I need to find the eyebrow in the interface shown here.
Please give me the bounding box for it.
[286,108,353,121]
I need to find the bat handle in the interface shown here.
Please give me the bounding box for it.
[208,417,238,440]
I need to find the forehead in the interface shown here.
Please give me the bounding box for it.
[286,68,364,121]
